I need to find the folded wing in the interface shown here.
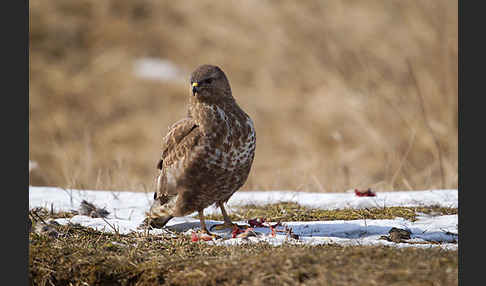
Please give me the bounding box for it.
[155,117,200,198]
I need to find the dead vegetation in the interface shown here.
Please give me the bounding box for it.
[204,202,458,223]
[29,0,458,192]
[29,212,458,286]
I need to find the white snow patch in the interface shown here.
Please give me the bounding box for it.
[29,186,458,250]
[222,189,458,211]
[133,58,185,82]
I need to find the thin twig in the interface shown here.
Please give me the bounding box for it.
[390,129,416,189]
[101,216,120,236]
[61,187,74,208]
[407,59,446,189]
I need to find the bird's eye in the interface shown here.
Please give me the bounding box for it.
[203,78,213,85]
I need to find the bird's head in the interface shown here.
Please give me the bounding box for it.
[189,65,233,102]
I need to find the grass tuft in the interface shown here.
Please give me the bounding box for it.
[204,202,458,222]
[29,0,458,192]
[30,208,458,285]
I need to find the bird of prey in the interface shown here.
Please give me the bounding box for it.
[149,64,256,235]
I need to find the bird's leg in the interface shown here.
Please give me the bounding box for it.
[210,202,249,231]
[197,211,220,239]
[198,210,210,234]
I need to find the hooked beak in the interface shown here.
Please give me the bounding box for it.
[192,82,199,96]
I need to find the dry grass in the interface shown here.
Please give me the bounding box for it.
[204,202,458,223]
[29,210,458,286]
[29,0,458,192]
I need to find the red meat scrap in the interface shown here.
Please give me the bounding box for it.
[354,188,376,197]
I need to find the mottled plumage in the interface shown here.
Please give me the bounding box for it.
[150,65,256,233]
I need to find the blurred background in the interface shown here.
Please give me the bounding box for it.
[29,0,458,193]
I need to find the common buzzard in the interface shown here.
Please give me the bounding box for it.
[149,64,256,235]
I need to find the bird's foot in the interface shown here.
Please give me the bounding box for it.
[210,222,249,231]
[192,229,221,241]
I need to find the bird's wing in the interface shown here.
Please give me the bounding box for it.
[158,117,199,169]
[155,117,201,199]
